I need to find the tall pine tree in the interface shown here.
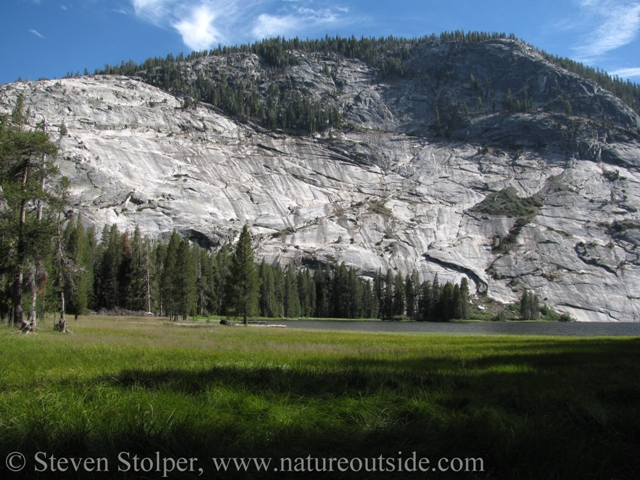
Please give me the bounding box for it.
[175,238,196,320]
[459,277,470,319]
[0,94,60,330]
[64,217,92,319]
[520,290,531,320]
[227,225,260,324]
[160,230,180,320]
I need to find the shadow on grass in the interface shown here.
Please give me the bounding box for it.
[2,338,639,479]
[98,337,640,397]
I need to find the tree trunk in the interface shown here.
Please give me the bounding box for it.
[13,157,30,329]
[12,272,23,328]
[21,263,39,333]
[145,243,152,313]
[30,147,47,329]
[25,289,37,332]
[54,290,69,333]
[36,177,45,220]
[54,230,70,333]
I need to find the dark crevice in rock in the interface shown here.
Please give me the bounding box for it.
[422,253,488,294]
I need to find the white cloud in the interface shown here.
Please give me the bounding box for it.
[130,0,352,50]
[132,0,168,12]
[173,4,223,50]
[29,29,45,38]
[252,7,343,39]
[574,1,640,61]
[131,1,241,48]
[132,0,170,23]
[610,67,640,77]
[252,13,298,39]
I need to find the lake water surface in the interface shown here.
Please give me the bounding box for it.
[274,320,640,336]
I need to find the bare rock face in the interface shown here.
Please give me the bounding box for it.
[2,38,640,321]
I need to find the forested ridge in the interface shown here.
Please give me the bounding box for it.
[84,32,640,135]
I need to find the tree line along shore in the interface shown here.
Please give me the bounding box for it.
[7,219,474,325]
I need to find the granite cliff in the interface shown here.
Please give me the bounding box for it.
[2,37,640,321]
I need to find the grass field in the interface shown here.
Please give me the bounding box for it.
[1,316,639,479]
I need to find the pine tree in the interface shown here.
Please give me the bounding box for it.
[362,279,377,318]
[460,277,470,319]
[431,274,441,320]
[214,244,231,315]
[152,241,166,315]
[347,267,362,318]
[384,269,395,319]
[505,89,515,111]
[530,294,540,321]
[405,270,419,320]
[284,263,300,318]
[298,269,315,317]
[227,225,260,324]
[128,226,148,311]
[272,262,285,317]
[520,290,530,320]
[332,262,350,318]
[369,277,380,319]
[0,95,60,330]
[452,283,461,319]
[258,259,277,317]
[195,247,214,316]
[83,226,97,309]
[95,225,122,310]
[393,271,405,317]
[418,280,433,322]
[440,282,454,321]
[117,231,134,309]
[64,217,92,319]
[372,269,384,319]
[160,230,180,320]
[313,264,331,318]
[175,238,196,320]
[142,237,155,313]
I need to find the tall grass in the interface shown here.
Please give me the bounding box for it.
[1,317,639,479]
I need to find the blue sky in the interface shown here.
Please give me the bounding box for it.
[2,0,640,85]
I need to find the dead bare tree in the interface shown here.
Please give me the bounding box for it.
[51,215,80,334]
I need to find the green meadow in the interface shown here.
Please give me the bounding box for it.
[1,317,639,479]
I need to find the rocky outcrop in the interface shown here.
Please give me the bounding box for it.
[1,38,640,321]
